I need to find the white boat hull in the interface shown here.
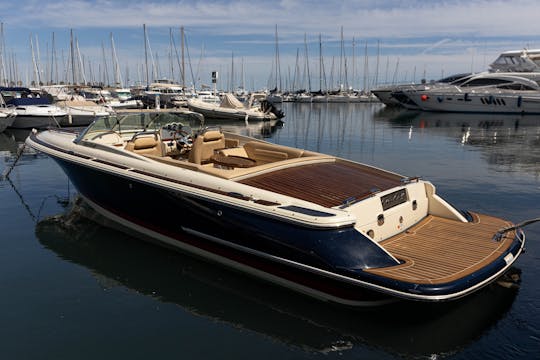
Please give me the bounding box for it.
[9,104,67,129]
[407,91,540,114]
[187,99,278,121]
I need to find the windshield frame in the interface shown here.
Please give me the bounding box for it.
[74,111,203,144]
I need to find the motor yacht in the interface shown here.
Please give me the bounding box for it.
[401,72,540,113]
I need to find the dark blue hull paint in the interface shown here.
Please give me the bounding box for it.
[46,150,525,304]
[54,156,397,303]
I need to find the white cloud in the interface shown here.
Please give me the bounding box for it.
[2,0,540,88]
[5,0,539,38]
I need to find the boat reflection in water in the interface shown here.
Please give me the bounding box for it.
[35,199,520,358]
[3,128,36,143]
[378,108,540,141]
[0,131,19,156]
[377,109,540,176]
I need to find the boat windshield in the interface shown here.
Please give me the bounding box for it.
[75,111,202,143]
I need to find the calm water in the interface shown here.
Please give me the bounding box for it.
[1,103,539,359]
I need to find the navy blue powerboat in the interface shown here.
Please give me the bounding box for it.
[25,110,526,305]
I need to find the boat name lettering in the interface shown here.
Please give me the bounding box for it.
[380,189,408,211]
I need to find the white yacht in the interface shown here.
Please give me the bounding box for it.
[145,80,187,106]
[372,73,474,108]
[401,72,540,113]
[196,90,221,104]
[0,88,67,129]
[187,93,284,121]
[490,49,540,73]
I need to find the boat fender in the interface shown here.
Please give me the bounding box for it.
[488,95,494,105]
[464,93,469,101]
[437,96,443,103]
[517,95,522,107]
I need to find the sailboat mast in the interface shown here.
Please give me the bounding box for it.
[230,52,234,92]
[0,23,5,86]
[374,40,380,88]
[168,28,174,82]
[392,57,400,85]
[50,32,56,84]
[241,57,245,92]
[35,34,42,85]
[70,29,76,85]
[274,24,281,91]
[101,41,109,86]
[339,27,343,90]
[143,24,149,88]
[352,37,356,92]
[30,34,39,85]
[76,37,87,85]
[292,48,299,91]
[319,34,322,91]
[363,41,368,92]
[181,26,185,88]
[304,33,311,92]
[111,33,123,87]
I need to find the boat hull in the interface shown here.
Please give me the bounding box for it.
[406,91,540,114]
[51,156,395,305]
[187,102,278,121]
[10,115,68,129]
[26,130,526,305]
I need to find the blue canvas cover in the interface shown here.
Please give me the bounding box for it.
[6,97,51,106]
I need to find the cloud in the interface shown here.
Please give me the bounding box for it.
[2,0,540,88]
[5,0,540,38]
[422,39,453,55]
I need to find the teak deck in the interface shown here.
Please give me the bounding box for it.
[366,213,515,284]
[239,159,403,208]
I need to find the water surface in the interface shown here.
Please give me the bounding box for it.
[1,103,538,359]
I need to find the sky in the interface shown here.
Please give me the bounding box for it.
[1,0,540,91]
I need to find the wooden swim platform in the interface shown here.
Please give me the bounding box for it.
[365,213,516,284]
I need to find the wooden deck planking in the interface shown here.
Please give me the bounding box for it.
[239,159,403,208]
[365,213,515,284]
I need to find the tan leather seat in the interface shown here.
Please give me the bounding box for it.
[125,134,164,156]
[188,130,225,164]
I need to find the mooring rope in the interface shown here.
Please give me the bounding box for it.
[1,142,26,180]
[493,217,540,241]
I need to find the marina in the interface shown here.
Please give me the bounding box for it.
[1,102,539,358]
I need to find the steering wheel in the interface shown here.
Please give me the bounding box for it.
[175,128,193,153]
